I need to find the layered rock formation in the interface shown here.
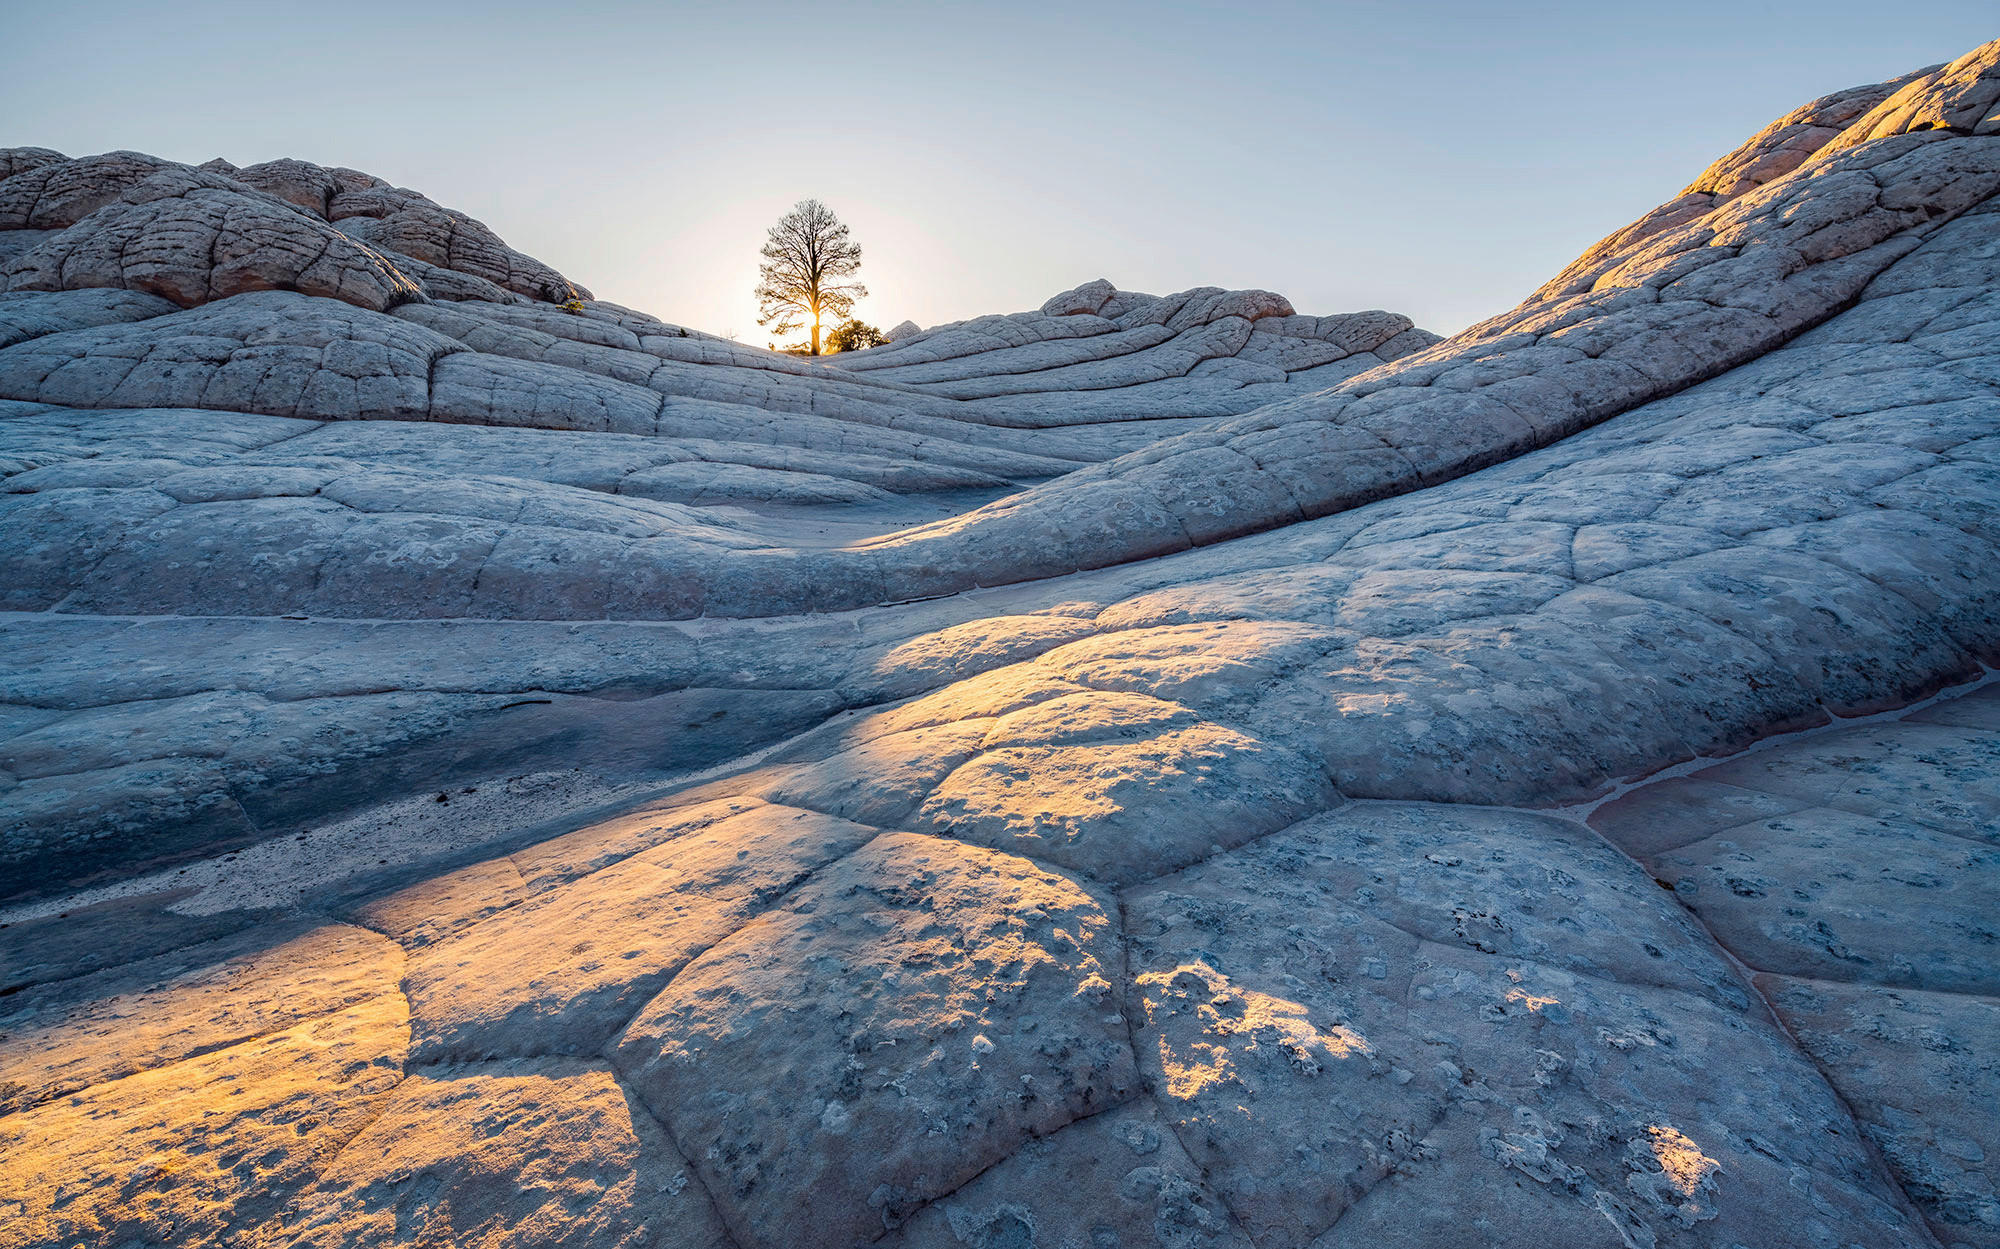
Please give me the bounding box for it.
[832,279,1437,428]
[3,37,1999,1249]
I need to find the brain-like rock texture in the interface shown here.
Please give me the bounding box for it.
[5,166,424,310]
[834,278,1437,431]
[4,37,2000,1249]
[0,148,583,311]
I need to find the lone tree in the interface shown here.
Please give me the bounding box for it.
[755,198,866,356]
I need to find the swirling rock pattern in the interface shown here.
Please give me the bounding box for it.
[2,38,1999,1249]
[4,167,424,311]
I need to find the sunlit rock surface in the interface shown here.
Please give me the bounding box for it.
[3,38,2000,1249]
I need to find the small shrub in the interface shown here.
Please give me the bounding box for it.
[824,319,888,353]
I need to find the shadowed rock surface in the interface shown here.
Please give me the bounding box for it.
[3,37,1999,1249]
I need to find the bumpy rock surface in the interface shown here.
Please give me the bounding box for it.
[4,166,424,311]
[832,280,1438,430]
[3,39,2000,1249]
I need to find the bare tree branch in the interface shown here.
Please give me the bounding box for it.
[755,198,867,355]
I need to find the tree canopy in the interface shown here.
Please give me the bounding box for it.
[824,319,888,353]
[755,199,866,356]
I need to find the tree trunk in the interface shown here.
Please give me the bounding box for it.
[811,317,820,356]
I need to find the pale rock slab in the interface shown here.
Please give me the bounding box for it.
[1653,807,2000,995]
[402,803,877,1062]
[1124,804,1929,1248]
[0,287,177,348]
[0,998,408,1249]
[760,721,997,828]
[881,1101,1252,1249]
[871,613,1100,693]
[0,920,401,1114]
[263,1059,733,1249]
[505,794,776,892]
[916,719,1337,885]
[1761,976,2000,1249]
[1692,721,2000,842]
[611,832,1138,1246]
[347,855,529,950]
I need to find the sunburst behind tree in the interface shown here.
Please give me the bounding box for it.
[754,199,866,357]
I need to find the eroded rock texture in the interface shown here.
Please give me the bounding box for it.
[3,37,2000,1249]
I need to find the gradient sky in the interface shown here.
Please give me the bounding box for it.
[6,3,1994,342]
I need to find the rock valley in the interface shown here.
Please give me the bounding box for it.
[3,37,2000,1249]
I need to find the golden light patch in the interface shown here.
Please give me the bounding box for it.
[1138,962,1371,1098]
[1647,1125,1720,1196]
[1158,1035,1234,1099]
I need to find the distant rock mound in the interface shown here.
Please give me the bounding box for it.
[0,150,589,308]
[833,278,1439,427]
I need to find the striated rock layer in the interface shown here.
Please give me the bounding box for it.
[3,37,2000,1249]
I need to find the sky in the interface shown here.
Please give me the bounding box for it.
[5,3,1995,343]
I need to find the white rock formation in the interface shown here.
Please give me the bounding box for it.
[834,279,1436,430]
[2,37,1999,1249]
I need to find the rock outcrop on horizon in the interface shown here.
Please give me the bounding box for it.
[3,37,1999,1249]
[832,279,1437,428]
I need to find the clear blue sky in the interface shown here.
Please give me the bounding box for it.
[5,3,1993,340]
